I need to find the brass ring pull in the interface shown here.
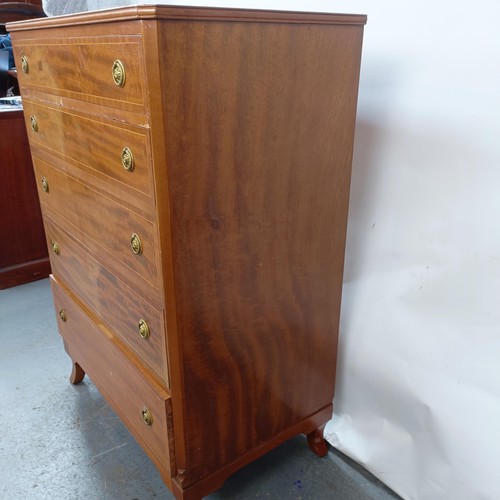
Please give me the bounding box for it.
[59,309,67,322]
[51,241,60,255]
[112,59,126,87]
[138,319,150,340]
[142,407,153,426]
[30,115,38,132]
[121,147,134,171]
[41,177,49,193]
[130,233,142,255]
[21,55,29,74]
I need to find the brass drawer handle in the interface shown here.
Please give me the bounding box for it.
[130,233,142,255]
[142,407,153,426]
[138,319,150,340]
[51,241,60,255]
[21,55,29,74]
[59,309,67,322]
[112,59,126,87]
[41,177,49,193]
[121,147,134,171]
[30,115,38,132]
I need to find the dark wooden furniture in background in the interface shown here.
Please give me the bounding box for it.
[0,1,44,32]
[0,108,50,289]
[0,1,48,289]
[9,5,366,499]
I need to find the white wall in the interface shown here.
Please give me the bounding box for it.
[42,1,500,498]
[322,2,500,500]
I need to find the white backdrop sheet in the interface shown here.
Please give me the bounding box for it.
[41,1,500,499]
[323,3,500,500]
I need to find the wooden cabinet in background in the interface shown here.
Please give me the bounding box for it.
[0,108,49,289]
[0,0,48,288]
[9,6,366,499]
[0,1,45,32]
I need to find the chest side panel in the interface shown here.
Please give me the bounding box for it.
[159,19,364,483]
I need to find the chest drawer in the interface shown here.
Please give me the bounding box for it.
[23,99,154,212]
[33,156,160,297]
[14,35,146,112]
[44,215,169,386]
[51,276,173,474]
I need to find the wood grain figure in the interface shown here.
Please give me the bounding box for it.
[8,6,366,499]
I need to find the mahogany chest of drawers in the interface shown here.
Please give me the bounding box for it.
[9,6,365,499]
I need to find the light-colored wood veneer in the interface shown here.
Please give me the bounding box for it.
[9,6,366,499]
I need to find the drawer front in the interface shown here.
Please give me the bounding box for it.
[33,156,160,294]
[51,276,172,473]
[23,99,154,211]
[14,36,146,112]
[44,215,169,386]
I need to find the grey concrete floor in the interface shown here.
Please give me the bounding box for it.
[0,279,401,500]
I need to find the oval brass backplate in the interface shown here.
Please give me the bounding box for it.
[142,408,153,426]
[30,115,38,132]
[21,55,29,74]
[51,241,60,255]
[59,309,67,322]
[138,319,150,340]
[112,59,126,87]
[41,177,49,193]
[130,233,142,255]
[121,147,134,171]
